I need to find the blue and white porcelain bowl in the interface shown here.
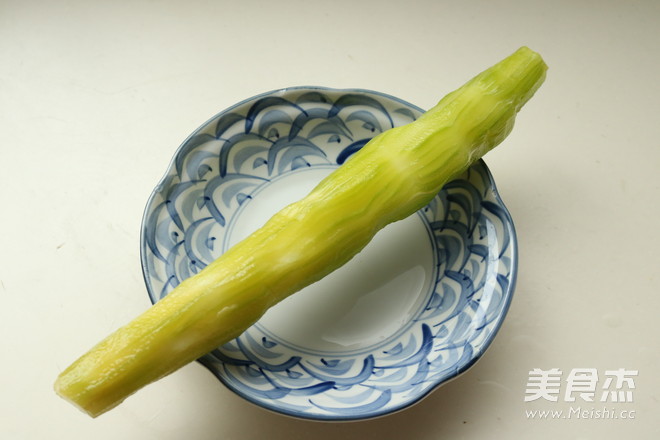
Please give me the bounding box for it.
[140,87,517,420]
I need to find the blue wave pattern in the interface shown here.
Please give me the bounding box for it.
[141,87,517,420]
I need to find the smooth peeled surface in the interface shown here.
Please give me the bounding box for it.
[55,46,547,417]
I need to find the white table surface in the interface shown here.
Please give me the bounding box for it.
[2,0,658,438]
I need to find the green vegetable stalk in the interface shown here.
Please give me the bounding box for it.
[55,46,547,417]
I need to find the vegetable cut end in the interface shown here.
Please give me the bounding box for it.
[54,378,106,418]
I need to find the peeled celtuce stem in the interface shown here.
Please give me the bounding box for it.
[54,46,547,417]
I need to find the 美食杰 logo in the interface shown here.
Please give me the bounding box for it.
[523,368,638,420]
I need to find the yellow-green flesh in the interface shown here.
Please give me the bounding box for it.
[55,46,547,417]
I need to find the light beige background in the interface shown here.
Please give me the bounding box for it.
[1,0,658,438]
